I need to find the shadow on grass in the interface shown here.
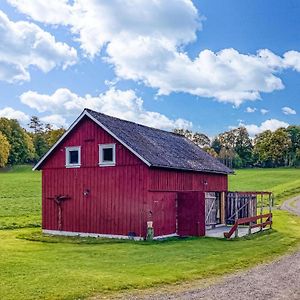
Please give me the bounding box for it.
[0,223,41,230]
[16,228,277,246]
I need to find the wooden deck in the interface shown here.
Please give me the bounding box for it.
[205,225,269,238]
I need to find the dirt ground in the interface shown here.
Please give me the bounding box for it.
[121,197,300,300]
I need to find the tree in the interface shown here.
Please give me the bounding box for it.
[203,146,218,158]
[0,131,10,167]
[32,133,49,159]
[234,127,253,167]
[174,128,193,140]
[28,116,48,160]
[295,148,300,166]
[45,127,65,147]
[0,118,35,164]
[253,130,273,167]
[28,116,58,161]
[269,128,291,166]
[219,147,236,169]
[174,129,210,148]
[211,138,222,154]
[216,127,253,168]
[192,132,210,148]
[253,128,291,167]
[286,126,300,166]
[29,116,44,134]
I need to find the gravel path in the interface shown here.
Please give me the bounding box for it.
[125,251,300,300]
[122,197,300,300]
[281,195,300,216]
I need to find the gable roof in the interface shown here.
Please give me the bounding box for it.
[33,109,233,174]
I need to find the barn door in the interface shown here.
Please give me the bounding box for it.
[177,192,205,236]
[205,192,221,227]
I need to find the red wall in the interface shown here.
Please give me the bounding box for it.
[41,116,228,238]
[149,168,228,192]
[146,169,228,237]
[42,117,149,237]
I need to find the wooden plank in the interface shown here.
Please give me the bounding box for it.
[220,192,225,224]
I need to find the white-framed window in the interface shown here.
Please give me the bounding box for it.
[65,146,81,168]
[99,144,116,166]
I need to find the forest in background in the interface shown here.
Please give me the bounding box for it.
[174,125,300,168]
[0,116,299,169]
[0,117,65,168]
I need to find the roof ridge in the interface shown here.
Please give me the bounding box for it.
[84,108,186,138]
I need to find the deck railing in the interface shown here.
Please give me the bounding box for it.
[223,212,272,239]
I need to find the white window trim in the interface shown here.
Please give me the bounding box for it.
[99,144,116,166]
[65,146,81,168]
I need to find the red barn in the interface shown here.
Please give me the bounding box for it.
[34,109,233,240]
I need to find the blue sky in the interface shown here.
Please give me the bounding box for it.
[0,0,299,136]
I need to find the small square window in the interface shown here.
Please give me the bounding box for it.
[99,144,116,166]
[69,150,79,164]
[66,146,81,168]
[103,148,113,162]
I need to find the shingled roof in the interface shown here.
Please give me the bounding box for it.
[34,108,233,174]
[86,109,232,174]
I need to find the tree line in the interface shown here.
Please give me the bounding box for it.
[0,116,299,169]
[174,125,300,168]
[0,117,65,168]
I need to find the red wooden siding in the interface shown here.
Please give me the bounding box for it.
[42,116,143,169]
[42,117,149,237]
[149,192,177,237]
[41,116,229,239]
[42,165,149,236]
[149,168,228,192]
[177,192,205,236]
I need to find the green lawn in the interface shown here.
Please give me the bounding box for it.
[0,165,41,229]
[229,168,300,205]
[0,166,300,300]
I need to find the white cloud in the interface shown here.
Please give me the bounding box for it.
[40,114,67,129]
[107,44,287,106]
[282,106,296,115]
[0,10,77,83]
[260,108,269,115]
[8,1,300,105]
[7,0,72,25]
[239,119,289,136]
[283,51,300,72]
[246,107,256,113]
[8,0,201,56]
[0,106,30,125]
[20,88,192,130]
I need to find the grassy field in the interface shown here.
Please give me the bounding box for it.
[0,166,300,300]
[229,168,300,205]
[0,165,41,229]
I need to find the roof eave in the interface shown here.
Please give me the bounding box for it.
[32,110,89,171]
[149,164,233,175]
[33,109,152,171]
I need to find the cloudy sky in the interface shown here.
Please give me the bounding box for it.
[0,0,299,136]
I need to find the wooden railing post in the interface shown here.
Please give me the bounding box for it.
[235,193,238,238]
[221,192,226,224]
[260,193,263,232]
[269,193,272,229]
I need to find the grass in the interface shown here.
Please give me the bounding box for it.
[0,166,299,299]
[0,165,41,229]
[229,168,300,205]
